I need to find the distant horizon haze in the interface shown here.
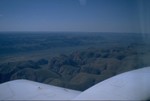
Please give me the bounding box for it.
[0,0,150,33]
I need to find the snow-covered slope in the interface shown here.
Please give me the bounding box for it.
[74,67,150,100]
[0,79,81,100]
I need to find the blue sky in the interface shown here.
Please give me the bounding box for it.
[0,0,149,33]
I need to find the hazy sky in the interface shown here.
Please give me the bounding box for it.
[0,0,150,33]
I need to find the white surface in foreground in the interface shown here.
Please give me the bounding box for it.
[0,80,81,100]
[74,67,150,100]
[0,67,150,100]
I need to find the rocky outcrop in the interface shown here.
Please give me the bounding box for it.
[0,46,145,91]
[0,60,41,83]
[36,59,48,65]
[47,47,143,90]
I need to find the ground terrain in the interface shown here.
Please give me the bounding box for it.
[0,32,150,91]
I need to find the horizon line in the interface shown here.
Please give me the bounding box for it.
[0,31,143,34]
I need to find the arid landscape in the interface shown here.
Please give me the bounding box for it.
[0,32,150,91]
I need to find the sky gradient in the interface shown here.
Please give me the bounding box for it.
[0,0,150,33]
